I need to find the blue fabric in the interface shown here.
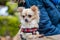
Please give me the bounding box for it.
[52,0,60,4]
[24,0,60,36]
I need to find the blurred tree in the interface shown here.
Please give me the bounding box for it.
[0,0,20,37]
[6,1,18,15]
[0,16,20,37]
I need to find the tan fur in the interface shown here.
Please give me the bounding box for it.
[31,5,38,12]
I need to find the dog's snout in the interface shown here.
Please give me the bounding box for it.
[25,19,28,22]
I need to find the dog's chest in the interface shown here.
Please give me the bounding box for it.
[20,24,39,39]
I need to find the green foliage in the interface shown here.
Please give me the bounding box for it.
[6,2,18,15]
[0,16,20,37]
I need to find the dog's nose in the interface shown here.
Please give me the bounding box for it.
[25,19,28,22]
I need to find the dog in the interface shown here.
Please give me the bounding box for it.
[13,5,41,40]
[13,5,60,40]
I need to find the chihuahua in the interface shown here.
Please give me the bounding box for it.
[13,5,40,40]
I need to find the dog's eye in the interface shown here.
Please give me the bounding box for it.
[22,15,25,18]
[28,15,32,18]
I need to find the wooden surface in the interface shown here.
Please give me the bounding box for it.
[37,35,60,40]
[1,35,60,40]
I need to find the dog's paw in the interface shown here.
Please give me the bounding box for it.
[27,35,33,39]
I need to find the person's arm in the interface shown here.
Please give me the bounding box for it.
[39,7,60,36]
[38,0,60,36]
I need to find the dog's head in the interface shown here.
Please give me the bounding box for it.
[17,5,39,24]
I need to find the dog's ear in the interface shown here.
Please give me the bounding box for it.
[31,5,38,12]
[17,7,25,12]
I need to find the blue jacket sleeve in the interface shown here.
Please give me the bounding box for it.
[39,6,60,36]
[25,0,60,36]
[39,0,60,36]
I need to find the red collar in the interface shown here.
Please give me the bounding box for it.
[21,28,38,33]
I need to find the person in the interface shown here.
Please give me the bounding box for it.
[18,0,60,36]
